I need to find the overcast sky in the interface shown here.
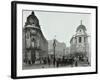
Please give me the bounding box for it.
[23,10,91,47]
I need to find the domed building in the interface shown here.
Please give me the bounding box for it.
[25,11,40,28]
[23,11,48,65]
[70,20,90,63]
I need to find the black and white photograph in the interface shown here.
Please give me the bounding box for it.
[11,1,98,79]
[22,10,91,70]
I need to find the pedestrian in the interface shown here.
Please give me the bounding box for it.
[53,58,55,67]
[48,57,50,67]
[56,58,60,67]
[75,60,78,67]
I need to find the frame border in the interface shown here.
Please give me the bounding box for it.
[11,1,98,79]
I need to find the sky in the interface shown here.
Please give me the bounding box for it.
[23,10,91,47]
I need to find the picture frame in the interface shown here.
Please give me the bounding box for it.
[11,1,98,79]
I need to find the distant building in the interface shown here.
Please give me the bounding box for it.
[70,20,90,61]
[65,47,70,55]
[48,40,66,58]
[23,11,48,64]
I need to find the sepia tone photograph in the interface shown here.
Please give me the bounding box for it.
[22,10,91,70]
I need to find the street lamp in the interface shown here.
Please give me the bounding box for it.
[63,49,65,56]
[53,36,56,67]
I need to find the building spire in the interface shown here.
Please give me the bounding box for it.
[31,11,35,15]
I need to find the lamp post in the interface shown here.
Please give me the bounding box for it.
[53,36,56,67]
[63,49,65,56]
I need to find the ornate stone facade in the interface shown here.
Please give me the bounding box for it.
[23,11,48,64]
[70,21,90,59]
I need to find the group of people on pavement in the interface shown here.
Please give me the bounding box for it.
[41,56,75,67]
[41,55,89,68]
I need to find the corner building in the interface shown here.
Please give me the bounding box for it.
[70,21,90,63]
[23,11,48,64]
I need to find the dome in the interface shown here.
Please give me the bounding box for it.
[25,11,40,28]
[76,20,87,32]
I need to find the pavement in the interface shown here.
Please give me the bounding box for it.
[23,64,55,70]
[23,61,90,70]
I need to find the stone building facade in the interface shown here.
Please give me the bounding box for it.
[70,21,90,61]
[23,11,48,64]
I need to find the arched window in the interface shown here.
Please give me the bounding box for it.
[84,37,85,42]
[31,38,35,48]
[79,37,81,43]
[26,31,30,39]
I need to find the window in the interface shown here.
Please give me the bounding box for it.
[31,39,35,48]
[84,37,85,42]
[79,37,81,43]
[26,31,30,39]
